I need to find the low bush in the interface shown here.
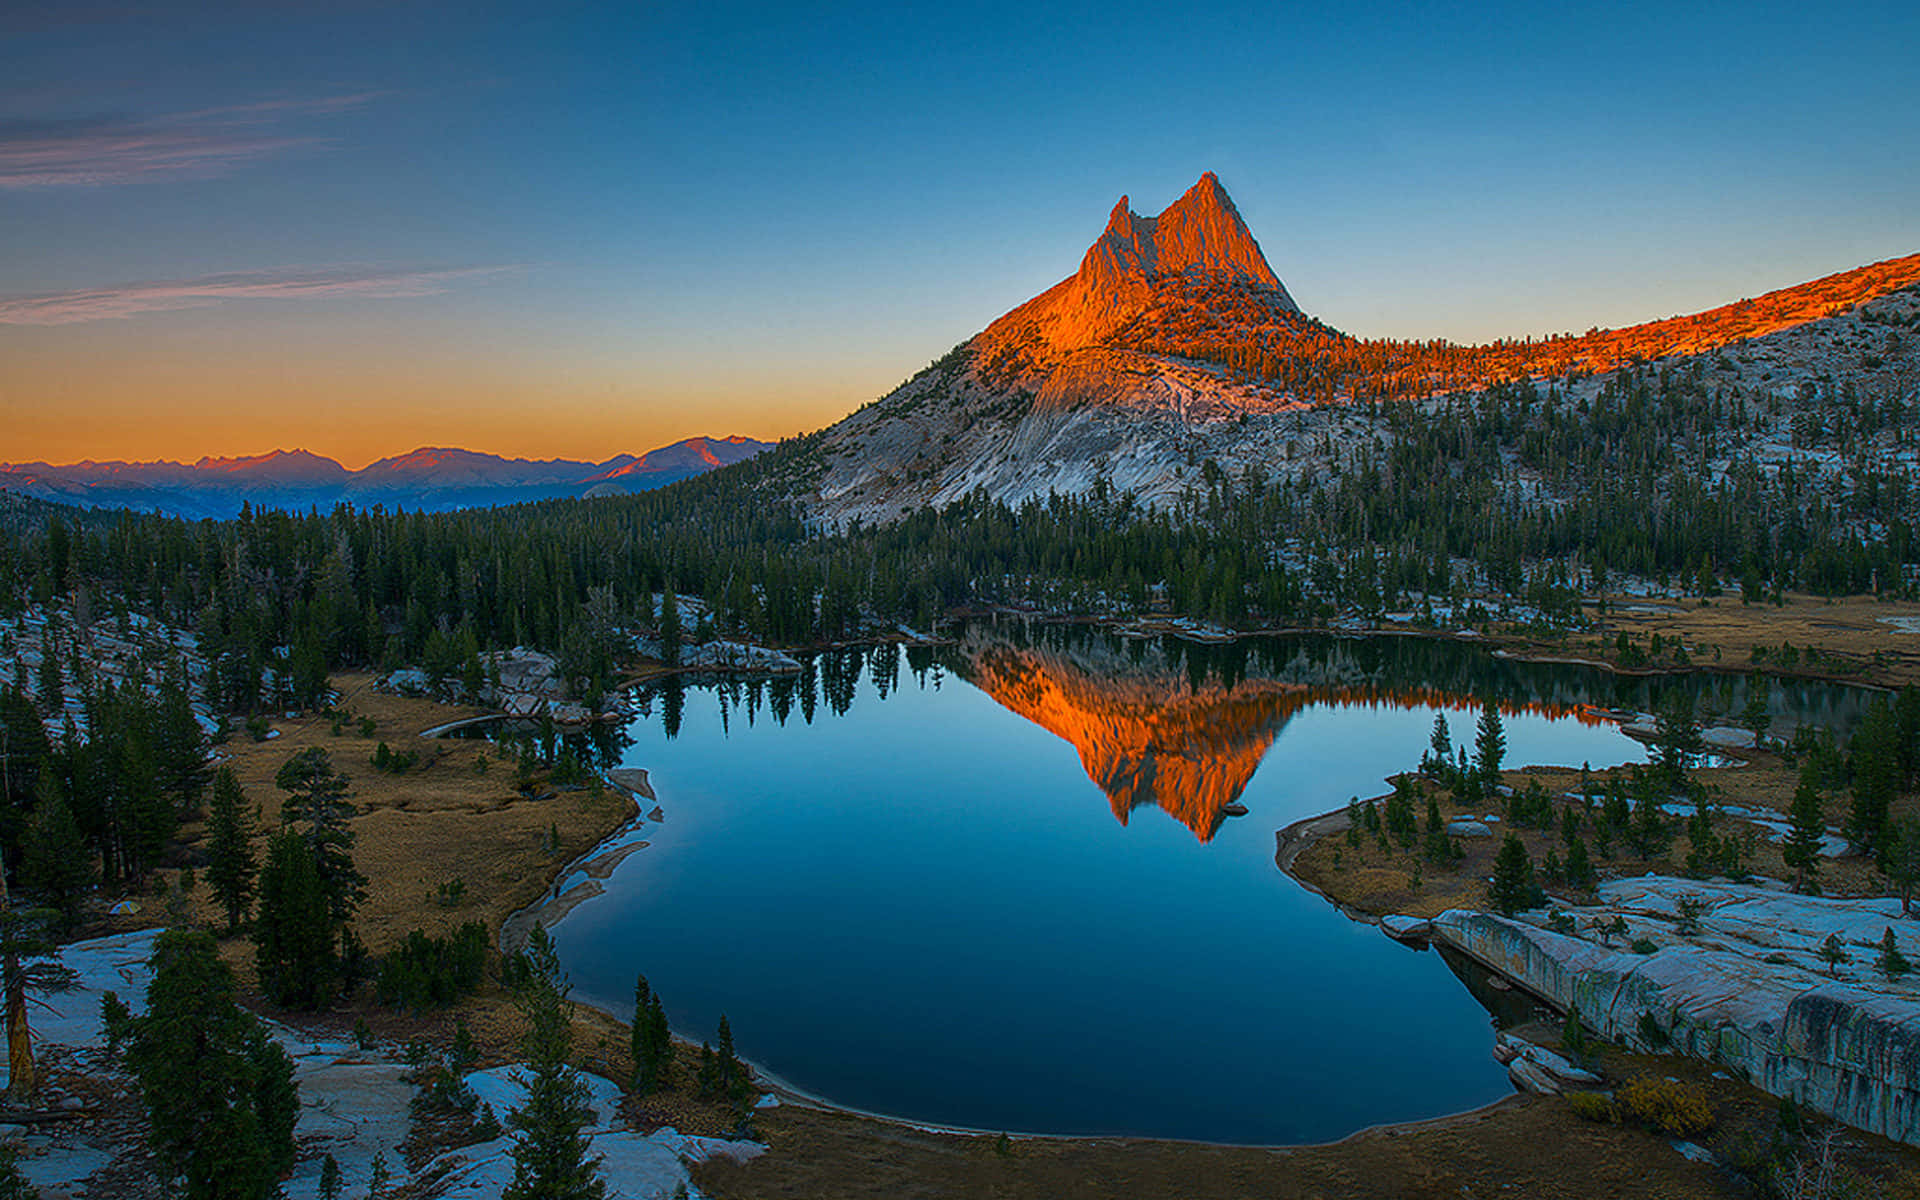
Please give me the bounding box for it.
[1566,1090,1619,1123]
[1620,1075,1715,1137]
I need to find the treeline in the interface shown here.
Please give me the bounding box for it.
[2,364,1916,703]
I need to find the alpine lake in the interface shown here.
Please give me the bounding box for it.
[498,620,1874,1145]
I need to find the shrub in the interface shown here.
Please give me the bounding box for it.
[1566,1091,1619,1123]
[1630,937,1658,955]
[1619,1075,1715,1137]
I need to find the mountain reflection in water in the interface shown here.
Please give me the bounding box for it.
[954,623,1612,841]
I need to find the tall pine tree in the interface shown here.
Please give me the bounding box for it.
[205,767,258,933]
[504,927,606,1200]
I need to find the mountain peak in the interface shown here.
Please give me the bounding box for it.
[1073,173,1294,321]
[1089,171,1283,291]
[985,172,1298,357]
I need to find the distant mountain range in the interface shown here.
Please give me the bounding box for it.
[0,436,772,520]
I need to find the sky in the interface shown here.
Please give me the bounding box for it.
[2,0,1917,468]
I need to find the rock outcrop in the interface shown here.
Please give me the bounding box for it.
[1426,877,1920,1145]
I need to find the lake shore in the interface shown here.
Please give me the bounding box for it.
[117,637,1909,1196]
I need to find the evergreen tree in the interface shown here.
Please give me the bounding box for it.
[124,930,298,1200]
[1847,700,1900,856]
[504,926,606,1200]
[712,1014,749,1105]
[1564,835,1596,891]
[1783,766,1826,895]
[1488,834,1542,916]
[0,686,50,831]
[205,767,259,933]
[1474,702,1506,789]
[631,973,665,1095]
[253,830,338,1009]
[153,667,211,815]
[1886,816,1920,916]
[1421,794,1454,863]
[21,770,92,926]
[1423,713,1452,777]
[1384,779,1418,848]
[646,994,671,1088]
[628,974,675,1095]
[1739,690,1772,749]
[272,749,366,926]
[1878,927,1911,980]
[1819,933,1850,977]
[1654,692,1703,788]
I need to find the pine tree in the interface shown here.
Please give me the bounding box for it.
[647,994,672,1087]
[1565,835,1596,891]
[1783,766,1825,895]
[713,1014,749,1105]
[1847,700,1900,855]
[632,973,661,1094]
[1475,702,1506,789]
[1819,933,1849,978]
[205,767,258,933]
[1424,713,1452,777]
[318,1154,343,1200]
[253,830,338,1009]
[1878,927,1911,980]
[1488,834,1542,916]
[124,930,298,1200]
[1654,692,1703,787]
[21,769,93,926]
[1886,816,1920,916]
[272,749,366,926]
[504,926,606,1200]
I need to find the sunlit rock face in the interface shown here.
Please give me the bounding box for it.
[953,627,1308,841]
[1003,171,1298,359]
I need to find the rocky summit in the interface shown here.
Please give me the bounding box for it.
[797,173,1920,529]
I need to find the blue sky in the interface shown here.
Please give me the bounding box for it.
[3,0,1916,465]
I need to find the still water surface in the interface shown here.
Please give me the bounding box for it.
[544,622,1865,1143]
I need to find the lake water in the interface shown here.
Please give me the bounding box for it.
[542,621,1867,1144]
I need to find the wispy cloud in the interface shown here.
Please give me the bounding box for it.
[0,92,382,188]
[0,264,517,325]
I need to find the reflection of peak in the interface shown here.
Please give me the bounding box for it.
[955,632,1307,841]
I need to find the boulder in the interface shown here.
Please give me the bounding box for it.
[1446,819,1494,838]
[1380,914,1433,941]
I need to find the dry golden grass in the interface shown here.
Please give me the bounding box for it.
[156,672,635,975]
[1575,592,1920,686]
